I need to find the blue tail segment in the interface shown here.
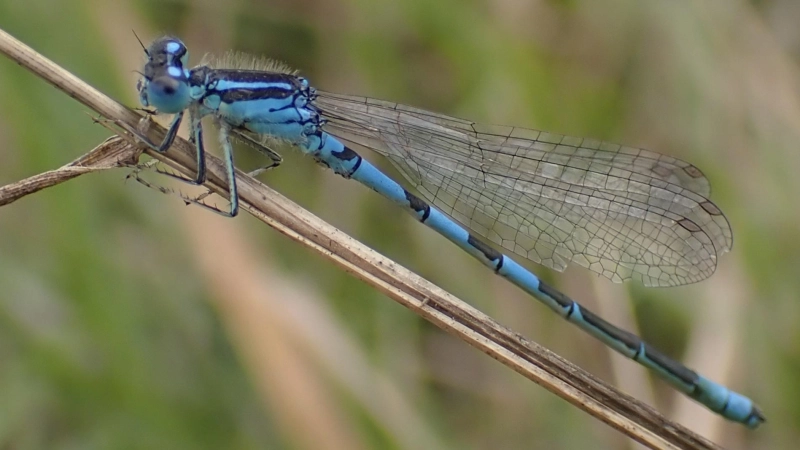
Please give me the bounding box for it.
[305,130,764,428]
[135,36,764,427]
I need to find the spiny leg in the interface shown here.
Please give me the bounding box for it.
[126,161,215,211]
[188,108,206,186]
[124,127,282,217]
[126,160,180,197]
[120,110,184,153]
[119,112,231,216]
[125,159,238,216]
[190,132,282,204]
[230,130,283,171]
[127,147,281,215]
[191,157,281,204]
[133,120,240,218]
[116,110,208,187]
[214,121,239,217]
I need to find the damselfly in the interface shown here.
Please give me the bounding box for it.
[131,36,763,428]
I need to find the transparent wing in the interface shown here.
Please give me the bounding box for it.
[315,92,732,287]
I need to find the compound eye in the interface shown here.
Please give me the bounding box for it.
[142,71,191,113]
[150,75,181,97]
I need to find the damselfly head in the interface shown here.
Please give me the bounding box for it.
[138,37,192,114]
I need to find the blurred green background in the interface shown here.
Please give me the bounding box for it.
[1,0,798,448]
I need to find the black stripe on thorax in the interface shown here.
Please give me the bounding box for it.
[216,88,295,103]
[205,69,302,103]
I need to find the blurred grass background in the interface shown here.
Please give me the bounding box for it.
[0,0,798,448]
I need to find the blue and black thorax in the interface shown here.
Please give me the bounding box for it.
[138,36,322,144]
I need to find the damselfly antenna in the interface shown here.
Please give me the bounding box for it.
[133,30,148,57]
